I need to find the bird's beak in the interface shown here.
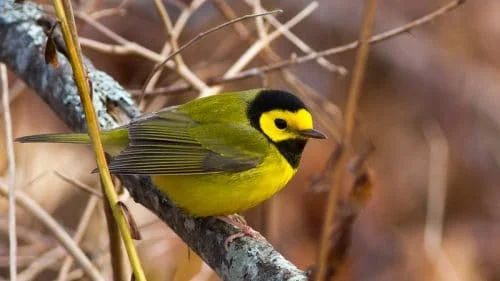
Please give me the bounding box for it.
[299,129,327,139]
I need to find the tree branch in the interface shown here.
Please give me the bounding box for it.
[0,1,307,280]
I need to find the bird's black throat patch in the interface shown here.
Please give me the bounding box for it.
[274,139,307,168]
[247,89,308,168]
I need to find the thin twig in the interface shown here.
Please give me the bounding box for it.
[153,0,183,69]
[315,0,378,281]
[141,9,282,100]
[0,64,16,281]
[79,37,133,55]
[90,7,126,20]
[0,184,104,281]
[56,196,100,281]
[89,0,128,20]
[251,0,268,41]
[54,170,103,198]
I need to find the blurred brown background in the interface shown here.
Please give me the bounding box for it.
[2,0,500,280]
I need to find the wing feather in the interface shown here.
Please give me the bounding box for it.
[107,109,265,175]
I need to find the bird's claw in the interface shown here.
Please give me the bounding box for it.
[217,215,265,250]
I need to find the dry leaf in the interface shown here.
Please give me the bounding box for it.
[118,201,142,240]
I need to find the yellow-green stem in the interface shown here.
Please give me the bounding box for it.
[102,183,126,281]
[51,1,146,280]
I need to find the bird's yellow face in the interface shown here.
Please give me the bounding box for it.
[259,108,315,142]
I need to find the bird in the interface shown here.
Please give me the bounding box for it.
[17,89,326,243]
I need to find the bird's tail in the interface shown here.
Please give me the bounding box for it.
[16,133,91,144]
[16,128,129,156]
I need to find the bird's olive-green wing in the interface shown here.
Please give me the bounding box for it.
[107,109,268,175]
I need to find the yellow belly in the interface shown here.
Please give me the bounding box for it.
[151,149,296,217]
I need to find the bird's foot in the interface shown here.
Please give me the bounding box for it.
[217,215,264,249]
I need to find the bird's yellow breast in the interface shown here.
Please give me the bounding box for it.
[151,146,296,217]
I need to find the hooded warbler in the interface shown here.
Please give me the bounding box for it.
[17,89,326,217]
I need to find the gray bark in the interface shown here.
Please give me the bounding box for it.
[0,1,308,280]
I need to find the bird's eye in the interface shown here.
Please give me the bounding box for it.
[274,118,287,129]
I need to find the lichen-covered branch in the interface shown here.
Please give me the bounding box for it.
[0,1,307,280]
